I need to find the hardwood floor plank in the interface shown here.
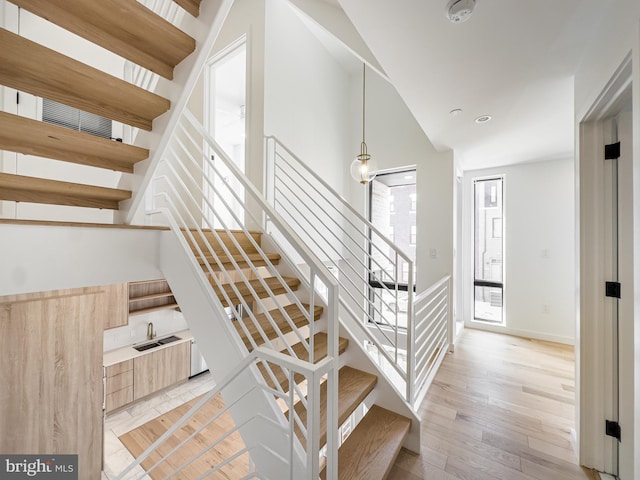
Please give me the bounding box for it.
[390,329,593,480]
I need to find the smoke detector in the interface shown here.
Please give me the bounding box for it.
[447,0,476,23]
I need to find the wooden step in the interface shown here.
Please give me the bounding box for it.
[291,366,378,448]
[320,405,411,480]
[173,0,201,17]
[258,333,349,391]
[0,173,131,209]
[0,111,148,173]
[0,28,170,131]
[235,303,323,350]
[211,276,301,307]
[185,229,262,257]
[199,252,281,271]
[12,0,196,80]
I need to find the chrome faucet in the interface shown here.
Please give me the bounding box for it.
[147,322,156,340]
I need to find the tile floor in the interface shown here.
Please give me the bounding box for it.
[102,372,217,480]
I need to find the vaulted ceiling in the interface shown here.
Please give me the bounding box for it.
[329,0,617,170]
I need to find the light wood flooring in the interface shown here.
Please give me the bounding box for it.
[388,328,598,480]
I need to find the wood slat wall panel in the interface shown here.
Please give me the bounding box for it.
[0,29,170,130]
[11,0,195,80]
[0,111,148,173]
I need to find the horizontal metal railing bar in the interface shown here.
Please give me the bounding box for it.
[273,161,398,269]
[414,275,451,304]
[165,137,314,352]
[415,305,448,357]
[271,177,400,299]
[273,193,399,325]
[267,136,413,264]
[155,182,307,360]
[416,334,447,387]
[415,298,448,342]
[415,319,447,373]
[414,289,447,320]
[185,111,339,292]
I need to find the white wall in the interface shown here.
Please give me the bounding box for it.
[348,67,454,292]
[463,158,576,344]
[264,0,351,197]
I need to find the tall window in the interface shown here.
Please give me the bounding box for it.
[368,169,417,328]
[474,177,504,323]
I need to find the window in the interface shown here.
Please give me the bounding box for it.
[42,98,112,139]
[474,177,504,323]
[368,168,417,329]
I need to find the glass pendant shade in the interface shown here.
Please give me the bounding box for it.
[350,144,378,184]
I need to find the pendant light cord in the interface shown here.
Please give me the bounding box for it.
[362,63,366,146]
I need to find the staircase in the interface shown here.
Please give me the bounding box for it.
[191,228,412,479]
[0,0,229,219]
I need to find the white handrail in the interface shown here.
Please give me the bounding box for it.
[265,136,416,401]
[141,109,340,478]
[115,347,333,480]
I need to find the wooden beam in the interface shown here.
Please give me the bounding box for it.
[11,0,195,80]
[0,111,148,173]
[0,28,170,131]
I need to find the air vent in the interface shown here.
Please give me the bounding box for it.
[42,98,112,139]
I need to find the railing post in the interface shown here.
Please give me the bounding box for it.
[447,276,454,353]
[325,284,339,480]
[406,263,415,405]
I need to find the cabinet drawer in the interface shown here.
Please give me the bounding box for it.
[105,386,133,413]
[106,370,133,395]
[106,359,133,378]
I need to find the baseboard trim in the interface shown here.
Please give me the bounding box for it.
[464,322,575,346]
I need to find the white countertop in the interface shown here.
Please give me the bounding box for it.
[103,329,193,367]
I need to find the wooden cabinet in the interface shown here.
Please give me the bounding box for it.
[0,287,105,479]
[133,341,191,400]
[105,359,133,413]
[128,279,179,316]
[103,283,129,330]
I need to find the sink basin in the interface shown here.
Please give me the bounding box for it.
[134,342,160,352]
[157,335,181,345]
[133,335,181,352]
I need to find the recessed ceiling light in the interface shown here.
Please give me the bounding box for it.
[449,108,463,116]
[475,115,492,124]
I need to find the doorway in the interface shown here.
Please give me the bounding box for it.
[578,55,634,479]
[203,38,247,230]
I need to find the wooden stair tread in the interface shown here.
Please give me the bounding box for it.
[258,333,349,391]
[235,303,322,350]
[211,276,301,307]
[12,0,195,80]
[173,0,201,17]
[0,28,170,131]
[291,366,378,448]
[0,111,148,173]
[0,172,131,210]
[199,252,281,269]
[320,405,411,480]
[185,229,262,257]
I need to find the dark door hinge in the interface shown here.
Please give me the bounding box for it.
[605,142,621,160]
[605,281,621,299]
[606,420,621,441]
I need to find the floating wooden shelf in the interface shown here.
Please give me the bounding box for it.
[128,279,179,315]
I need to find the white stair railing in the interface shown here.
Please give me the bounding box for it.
[135,110,340,478]
[265,137,451,406]
[115,347,333,480]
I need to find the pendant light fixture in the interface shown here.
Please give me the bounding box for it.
[350,63,378,184]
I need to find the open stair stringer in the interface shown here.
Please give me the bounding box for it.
[157,228,308,479]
